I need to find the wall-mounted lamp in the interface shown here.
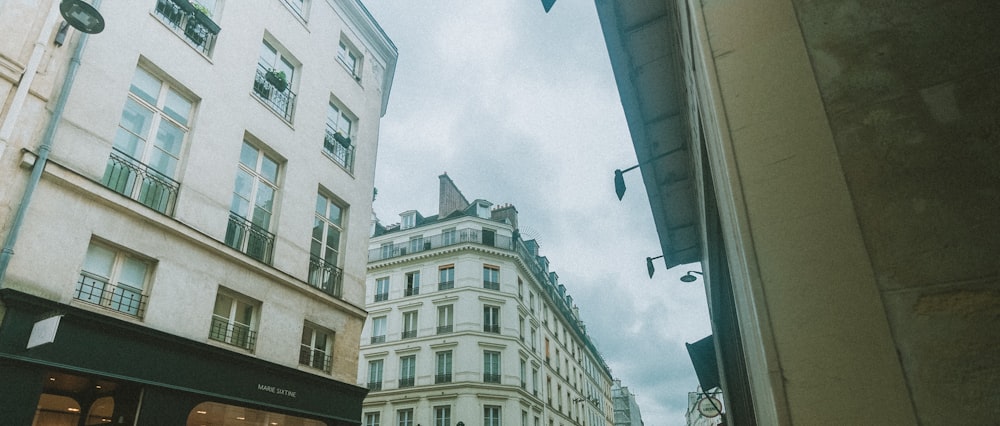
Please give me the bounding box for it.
[680,271,703,283]
[646,255,664,278]
[60,0,105,34]
[614,148,681,200]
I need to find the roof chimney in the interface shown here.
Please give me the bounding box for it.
[490,203,518,229]
[438,173,470,219]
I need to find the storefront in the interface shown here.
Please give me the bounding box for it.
[0,289,365,425]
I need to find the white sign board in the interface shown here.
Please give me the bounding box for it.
[27,315,62,349]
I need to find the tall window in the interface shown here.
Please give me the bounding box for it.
[532,367,539,396]
[371,316,386,344]
[438,265,455,290]
[484,406,501,426]
[226,141,279,264]
[309,193,344,297]
[519,316,525,341]
[152,0,220,53]
[520,358,527,389]
[364,412,380,426]
[104,67,190,215]
[396,409,413,426]
[529,292,535,313]
[367,359,383,391]
[407,236,424,253]
[209,289,258,351]
[402,311,418,339]
[483,351,501,383]
[483,305,500,333]
[323,102,354,170]
[399,356,416,388]
[337,39,361,78]
[76,242,150,318]
[254,40,297,120]
[518,278,523,299]
[441,228,456,245]
[483,265,499,290]
[434,406,451,426]
[435,351,452,383]
[375,277,389,302]
[531,327,537,351]
[299,323,333,372]
[404,271,420,296]
[437,305,453,334]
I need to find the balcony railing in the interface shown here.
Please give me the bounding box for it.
[225,212,275,264]
[368,228,514,262]
[435,373,452,384]
[299,346,332,373]
[483,373,501,384]
[404,287,419,297]
[253,64,296,121]
[209,316,256,351]
[483,280,500,290]
[484,324,501,334]
[438,281,454,290]
[102,150,180,216]
[437,325,453,335]
[75,272,148,318]
[370,335,386,344]
[398,378,415,388]
[308,256,343,298]
[401,330,417,339]
[374,292,388,302]
[153,0,220,55]
[323,129,354,172]
[367,382,382,391]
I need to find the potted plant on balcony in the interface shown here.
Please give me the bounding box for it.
[188,1,221,34]
[265,69,288,92]
[333,131,351,147]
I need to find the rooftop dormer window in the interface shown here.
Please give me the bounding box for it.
[400,211,417,230]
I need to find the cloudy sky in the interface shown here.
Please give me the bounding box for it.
[363,2,710,424]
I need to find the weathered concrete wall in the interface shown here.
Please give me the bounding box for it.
[794,0,1000,423]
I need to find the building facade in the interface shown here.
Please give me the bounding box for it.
[610,380,643,426]
[0,0,395,424]
[596,0,999,424]
[357,174,614,426]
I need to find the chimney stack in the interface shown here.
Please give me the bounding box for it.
[438,173,470,219]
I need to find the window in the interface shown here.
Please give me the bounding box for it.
[371,316,386,344]
[437,305,453,334]
[518,277,523,299]
[299,322,333,372]
[379,243,393,260]
[522,410,528,426]
[323,102,354,170]
[367,359,383,391]
[309,193,344,297]
[483,305,500,334]
[484,405,501,426]
[519,316,525,341]
[400,212,416,230]
[529,292,535,313]
[225,141,278,264]
[434,406,451,426]
[152,0,220,53]
[441,228,456,245]
[408,236,424,253]
[404,271,420,296]
[435,351,452,383]
[532,367,539,396]
[396,409,413,426]
[483,265,499,290]
[399,356,415,388]
[283,0,308,20]
[253,39,297,120]
[337,39,361,79]
[520,358,527,389]
[483,351,501,383]
[364,412,380,426]
[375,277,389,302]
[531,327,537,351]
[75,242,150,318]
[209,289,258,351]
[103,67,189,215]
[438,265,454,290]
[402,311,418,339]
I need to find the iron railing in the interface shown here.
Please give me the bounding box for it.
[252,64,296,121]
[299,346,332,372]
[75,272,148,318]
[102,150,180,216]
[308,256,343,298]
[225,212,275,264]
[323,129,354,172]
[435,373,452,384]
[438,280,454,290]
[209,316,256,351]
[484,324,501,334]
[367,381,382,391]
[153,0,220,55]
[370,335,386,344]
[437,325,453,335]
[401,330,417,339]
[398,378,415,388]
[368,229,514,262]
[483,280,500,290]
[404,287,419,297]
[483,373,501,384]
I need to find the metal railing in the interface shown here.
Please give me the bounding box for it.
[438,281,454,290]
[368,229,514,262]
[308,256,343,298]
[323,129,354,172]
[404,287,419,297]
[102,150,180,216]
[367,382,382,391]
[374,292,388,302]
[299,346,332,373]
[484,324,501,334]
[435,373,452,384]
[401,330,417,339]
[209,316,256,351]
[483,280,500,290]
[370,335,385,344]
[225,212,275,264]
[153,0,220,55]
[252,64,296,121]
[398,378,415,388]
[75,272,148,318]
[437,325,453,334]
[483,373,501,384]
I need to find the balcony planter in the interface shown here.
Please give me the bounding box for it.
[169,0,196,13]
[265,70,288,92]
[333,132,351,147]
[189,2,221,34]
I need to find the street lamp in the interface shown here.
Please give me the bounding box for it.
[60,0,105,34]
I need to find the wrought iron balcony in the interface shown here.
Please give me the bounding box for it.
[438,280,454,290]
[374,292,388,302]
[370,335,386,344]
[75,272,148,318]
[252,64,296,121]
[484,324,501,334]
[404,287,419,297]
[102,150,180,216]
[323,129,354,172]
[299,346,332,373]
[483,373,501,384]
[225,212,275,264]
[208,316,256,351]
[483,280,500,290]
[435,373,452,384]
[368,228,514,262]
[401,330,417,339]
[367,381,382,391]
[398,377,415,388]
[153,0,220,55]
[308,255,343,298]
[437,325,453,335]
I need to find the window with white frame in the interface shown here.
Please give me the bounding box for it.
[152,0,220,53]
[435,351,452,383]
[484,405,501,426]
[441,228,456,245]
[379,242,393,260]
[396,409,413,426]
[104,67,191,215]
[323,102,354,170]
[404,271,419,296]
[76,242,151,318]
[407,236,424,254]
[520,358,527,388]
[367,359,383,391]
[483,351,501,383]
[253,39,297,120]
[299,322,333,372]
[337,39,361,79]
[209,289,258,351]
[371,316,386,344]
[309,193,345,297]
[364,412,380,426]
[437,305,453,334]
[402,311,418,339]
[483,265,499,290]
[434,406,450,426]
[438,265,455,290]
[400,211,416,230]
[483,305,500,334]
[374,277,389,302]
[399,356,416,388]
[225,141,279,264]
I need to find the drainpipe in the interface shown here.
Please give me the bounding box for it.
[0,0,101,289]
[0,1,63,162]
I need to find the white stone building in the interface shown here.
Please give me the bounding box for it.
[0,0,395,424]
[357,175,614,426]
[611,380,644,426]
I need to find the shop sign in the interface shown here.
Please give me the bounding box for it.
[697,395,722,418]
[258,383,297,398]
[27,315,63,349]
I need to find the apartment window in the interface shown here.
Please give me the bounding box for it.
[323,102,354,171]
[434,406,451,426]
[520,358,527,389]
[404,271,420,296]
[484,405,501,426]
[529,292,535,313]
[379,243,393,260]
[152,0,220,54]
[309,193,345,298]
[483,351,501,383]
[438,265,455,290]
[364,412,380,426]
[532,367,539,396]
[104,67,189,215]
[483,265,499,290]
[441,228,456,245]
[402,311,418,339]
[435,351,452,383]
[545,338,550,363]
[337,39,361,79]
[522,410,528,426]
[483,305,500,334]
[518,278,523,299]
[519,316,525,341]
[253,39,297,120]
[400,212,416,230]
[531,327,537,351]
[371,316,386,344]
[399,356,416,388]
[225,141,278,264]
[209,289,258,351]
[367,359,384,391]
[299,323,333,372]
[375,277,389,302]
[75,242,150,318]
[396,409,413,426]
[437,305,453,334]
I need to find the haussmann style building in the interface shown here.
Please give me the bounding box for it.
[0,0,396,424]
[611,380,643,426]
[357,174,615,426]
